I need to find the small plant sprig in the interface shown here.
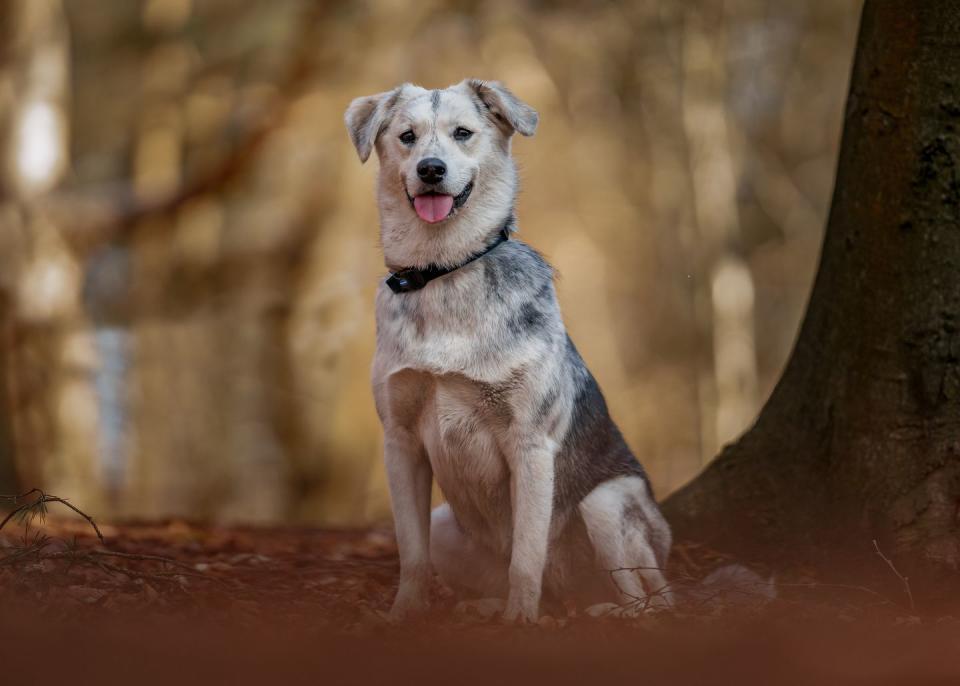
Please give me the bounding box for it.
[0,488,222,591]
[0,488,104,543]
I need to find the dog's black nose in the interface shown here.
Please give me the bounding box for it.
[417,158,446,184]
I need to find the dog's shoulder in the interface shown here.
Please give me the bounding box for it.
[479,237,558,317]
[483,238,554,291]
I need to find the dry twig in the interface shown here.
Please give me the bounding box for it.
[0,489,104,543]
[873,539,915,612]
[0,489,226,593]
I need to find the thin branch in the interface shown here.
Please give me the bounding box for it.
[39,496,104,543]
[57,553,222,587]
[84,549,199,573]
[0,489,104,543]
[873,539,915,612]
[0,488,43,501]
[0,503,30,536]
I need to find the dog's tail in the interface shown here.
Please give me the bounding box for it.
[675,564,777,609]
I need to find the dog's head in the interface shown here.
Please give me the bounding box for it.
[345,80,538,267]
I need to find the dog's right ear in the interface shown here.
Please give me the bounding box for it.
[344,86,405,163]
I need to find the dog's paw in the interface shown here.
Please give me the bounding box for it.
[585,602,624,618]
[502,594,539,625]
[387,601,428,623]
[387,585,430,622]
[585,599,669,619]
[454,597,505,620]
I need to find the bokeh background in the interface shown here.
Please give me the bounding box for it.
[0,0,861,525]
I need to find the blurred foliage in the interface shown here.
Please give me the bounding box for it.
[0,0,861,524]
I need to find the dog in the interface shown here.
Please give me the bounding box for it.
[345,79,674,623]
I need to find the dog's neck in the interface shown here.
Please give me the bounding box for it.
[378,183,518,272]
[380,218,514,273]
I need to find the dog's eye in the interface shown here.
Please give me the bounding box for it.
[399,130,416,145]
[453,127,473,141]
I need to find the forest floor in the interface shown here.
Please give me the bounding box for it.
[1,511,959,685]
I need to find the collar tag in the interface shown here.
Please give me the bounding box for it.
[386,269,427,294]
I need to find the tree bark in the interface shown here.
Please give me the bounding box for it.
[663,1,960,602]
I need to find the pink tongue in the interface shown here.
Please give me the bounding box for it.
[413,194,454,223]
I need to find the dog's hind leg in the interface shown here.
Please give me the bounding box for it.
[579,476,673,611]
[430,504,508,599]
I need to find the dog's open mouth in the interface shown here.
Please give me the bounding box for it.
[409,182,474,224]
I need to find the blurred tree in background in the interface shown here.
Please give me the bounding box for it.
[0,0,862,525]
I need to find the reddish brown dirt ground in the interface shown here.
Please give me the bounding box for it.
[2,515,959,685]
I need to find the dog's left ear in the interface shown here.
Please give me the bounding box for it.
[463,79,539,137]
[344,85,405,163]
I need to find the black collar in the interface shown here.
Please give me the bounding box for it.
[386,228,510,294]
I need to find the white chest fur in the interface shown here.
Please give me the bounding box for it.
[372,267,544,554]
[420,372,514,553]
[372,244,565,559]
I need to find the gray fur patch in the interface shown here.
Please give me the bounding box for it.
[535,385,560,424]
[552,336,651,512]
[469,94,486,117]
[509,301,547,336]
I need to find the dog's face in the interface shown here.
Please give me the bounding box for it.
[345,80,537,262]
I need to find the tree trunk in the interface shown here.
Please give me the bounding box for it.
[663,1,960,603]
[0,0,74,499]
[0,294,18,495]
[0,3,22,495]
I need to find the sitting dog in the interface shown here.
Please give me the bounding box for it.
[345,79,673,622]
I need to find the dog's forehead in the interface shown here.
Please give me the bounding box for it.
[436,89,480,119]
[396,94,433,123]
[397,86,480,124]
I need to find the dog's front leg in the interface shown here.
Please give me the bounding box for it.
[384,429,434,621]
[503,441,555,623]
